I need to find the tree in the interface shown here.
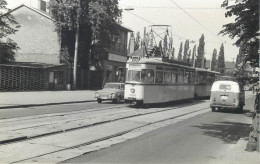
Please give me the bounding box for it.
[0,0,20,63]
[217,43,225,74]
[158,40,163,56]
[197,34,205,68]
[191,45,196,67]
[49,0,122,70]
[220,0,259,67]
[183,39,189,62]
[235,47,245,67]
[163,34,168,57]
[187,49,191,64]
[134,31,141,51]
[149,32,154,48]
[177,42,183,61]
[171,47,175,59]
[211,49,217,71]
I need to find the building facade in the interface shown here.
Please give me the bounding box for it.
[0,4,66,91]
[1,2,132,91]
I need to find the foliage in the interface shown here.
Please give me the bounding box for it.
[171,47,175,59]
[134,31,141,51]
[191,45,196,67]
[149,32,154,48]
[217,43,225,74]
[197,34,205,68]
[183,39,189,62]
[211,49,217,71]
[177,42,183,61]
[235,47,245,67]
[0,0,20,63]
[163,34,168,57]
[187,50,191,64]
[220,0,259,67]
[49,0,122,69]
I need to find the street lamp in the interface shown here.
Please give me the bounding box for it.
[124,8,134,11]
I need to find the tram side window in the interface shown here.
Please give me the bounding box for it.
[141,69,154,83]
[155,71,163,83]
[190,72,194,84]
[164,71,172,84]
[179,69,184,84]
[184,71,189,84]
[198,72,206,84]
[171,69,178,84]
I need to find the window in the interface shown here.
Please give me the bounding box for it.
[127,70,141,82]
[184,71,189,84]
[189,72,194,83]
[164,71,172,84]
[171,69,178,84]
[219,84,231,90]
[141,69,154,83]
[179,69,184,84]
[155,71,163,83]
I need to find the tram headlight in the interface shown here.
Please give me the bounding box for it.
[130,88,135,93]
[95,92,99,98]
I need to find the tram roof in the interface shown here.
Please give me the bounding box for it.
[195,67,220,74]
[127,57,194,70]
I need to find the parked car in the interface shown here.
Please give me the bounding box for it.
[210,80,245,112]
[95,82,125,103]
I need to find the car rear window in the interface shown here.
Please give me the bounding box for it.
[219,84,231,90]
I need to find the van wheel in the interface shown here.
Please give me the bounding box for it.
[211,107,216,112]
[97,99,102,103]
[114,96,120,104]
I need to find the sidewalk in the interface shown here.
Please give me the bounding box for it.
[0,90,97,109]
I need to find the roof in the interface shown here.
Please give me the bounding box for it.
[127,56,194,70]
[205,60,236,69]
[213,80,239,85]
[1,4,53,21]
[128,48,146,57]
[0,62,65,69]
[3,4,131,33]
[195,68,220,74]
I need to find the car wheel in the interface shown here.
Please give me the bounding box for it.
[97,98,102,103]
[211,107,216,112]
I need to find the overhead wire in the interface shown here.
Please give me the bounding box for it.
[169,0,225,43]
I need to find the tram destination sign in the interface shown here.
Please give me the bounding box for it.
[129,64,142,69]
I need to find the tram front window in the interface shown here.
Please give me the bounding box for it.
[127,70,141,82]
[141,69,154,83]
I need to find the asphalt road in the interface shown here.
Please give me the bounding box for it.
[64,93,255,164]
[0,101,126,119]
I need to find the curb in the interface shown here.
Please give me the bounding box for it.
[0,100,96,109]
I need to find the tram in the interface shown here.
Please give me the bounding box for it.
[194,68,220,99]
[124,56,220,105]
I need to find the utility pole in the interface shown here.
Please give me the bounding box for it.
[73,0,80,89]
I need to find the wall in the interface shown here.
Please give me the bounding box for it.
[9,6,60,64]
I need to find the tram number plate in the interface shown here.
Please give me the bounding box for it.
[221,96,227,100]
[101,97,108,99]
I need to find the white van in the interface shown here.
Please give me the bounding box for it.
[210,80,245,112]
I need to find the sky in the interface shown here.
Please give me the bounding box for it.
[6,0,239,62]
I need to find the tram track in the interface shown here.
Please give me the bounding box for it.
[7,106,210,164]
[0,100,206,145]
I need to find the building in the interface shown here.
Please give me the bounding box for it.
[0,4,67,91]
[1,2,132,91]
